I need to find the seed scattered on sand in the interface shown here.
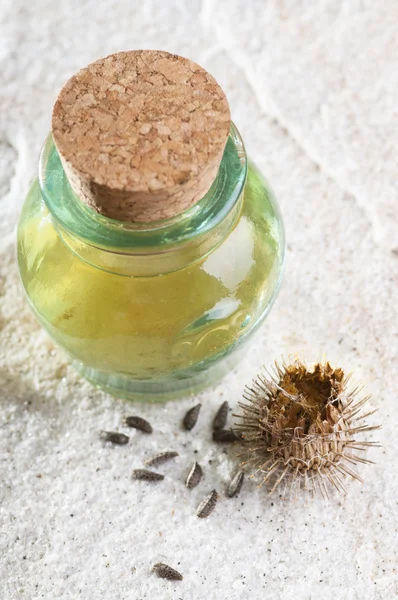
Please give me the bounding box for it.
[132,469,164,482]
[197,489,218,518]
[212,428,242,443]
[152,563,183,581]
[145,451,179,467]
[213,401,229,430]
[185,461,203,489]
[99,431,129,445]
[227,471,244,498]
[124,416,153,433]
[183,403,201,431]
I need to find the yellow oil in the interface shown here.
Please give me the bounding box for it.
[18,167,283,395]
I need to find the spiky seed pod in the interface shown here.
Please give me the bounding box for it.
[235,359,380,497]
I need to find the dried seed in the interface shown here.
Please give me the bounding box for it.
[235,358,380,497]
[145,451,179,467]
[227,471,244,498]
[213,400,229,430]
[183,403,201,431]
[124,416,153,434]
[132,469,164,482]
[197,489,218,518]
[212,428,242,443]
[185,461,203,489]
[153,563,183,581]
[99,431,129,445]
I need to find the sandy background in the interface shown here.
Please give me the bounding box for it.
[1,1,397,598]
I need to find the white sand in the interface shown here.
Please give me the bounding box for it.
[1,1,397,598]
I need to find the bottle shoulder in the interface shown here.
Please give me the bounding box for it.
[18,167,284,277]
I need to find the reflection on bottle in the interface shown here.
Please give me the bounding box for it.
[203,217,255,290]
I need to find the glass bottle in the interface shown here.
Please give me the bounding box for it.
[17,51,285,401]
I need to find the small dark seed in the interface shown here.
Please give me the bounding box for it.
[145,451,179,467]
[132,469,164,482]
[183,404,201,431]
[212,428,242,443]
[124,416,153,433]
[185,461,203,489]
[153,563,183,581]
[213,401,229,430]
[99,431,129,445]
[227,471,244,497]
[197,489,218,518]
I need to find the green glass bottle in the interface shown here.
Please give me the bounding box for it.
[17,51,285,401]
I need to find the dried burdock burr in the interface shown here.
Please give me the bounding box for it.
[235,359,380,497]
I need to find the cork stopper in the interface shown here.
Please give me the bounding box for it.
[51,50,231,223]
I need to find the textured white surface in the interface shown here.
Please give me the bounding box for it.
[0,1,397,599]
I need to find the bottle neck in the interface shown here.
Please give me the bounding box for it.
[39,124,247,276]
